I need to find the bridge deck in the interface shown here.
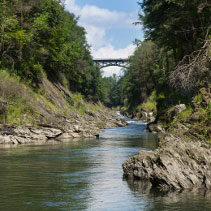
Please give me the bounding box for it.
[93,58,128,62]
[93,58,129,69]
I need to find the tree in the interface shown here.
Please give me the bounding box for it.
[139,0,210,61]
[120,41,164,111]
[0,0,105,101]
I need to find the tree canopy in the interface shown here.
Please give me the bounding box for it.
[0,0,105,101]
[139,0,210,61]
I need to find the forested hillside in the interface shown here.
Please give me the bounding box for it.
[110,0,210,124]
[0,0,104,101]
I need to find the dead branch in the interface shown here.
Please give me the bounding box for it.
[168,38,211,96]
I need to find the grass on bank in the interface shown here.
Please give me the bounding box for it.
[0,69,37,125]
[140,90,157,112]
[0,69,108,126]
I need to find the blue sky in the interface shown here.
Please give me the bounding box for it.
[65,0,143,76]
[74,0,139,12]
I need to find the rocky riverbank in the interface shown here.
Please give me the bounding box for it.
[123,88,211,191]
[0,109,126,145]
[0,72,127,145]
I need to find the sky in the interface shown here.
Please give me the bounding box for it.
[65,0,143,77]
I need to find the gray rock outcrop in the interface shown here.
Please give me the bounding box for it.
[123,135,211,191]
[0,110,127,145]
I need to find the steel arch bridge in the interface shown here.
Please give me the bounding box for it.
[93,58,129,69]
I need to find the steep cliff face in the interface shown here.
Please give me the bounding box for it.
[123,87,211,191]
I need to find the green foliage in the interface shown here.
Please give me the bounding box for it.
[179,107,193,120]
[7,98,34,125]
[70,93,87,114]
[112,41,167,113]
[110,0,210,115]
[102,74,123,107]
[0,69,38,125]
[0,0,104,102]
[139,0,210,61]
[193,93,203,105]
[140,90,157,112]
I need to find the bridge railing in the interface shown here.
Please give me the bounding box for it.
[93,58,128,62]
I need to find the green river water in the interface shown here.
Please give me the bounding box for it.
[0,117,210,211]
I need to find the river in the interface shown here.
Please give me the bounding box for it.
[0,115,210,210]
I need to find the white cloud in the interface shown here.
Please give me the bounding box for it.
[65,0,79,14]
[65,0,136,28]
[93,44,135,59]
[101,66,122,77]
[79,5,136,29]
[83,25,107,49]
[65,0,138,76]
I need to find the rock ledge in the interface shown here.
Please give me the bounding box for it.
[123,135,211,191]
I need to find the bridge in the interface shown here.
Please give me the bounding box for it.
[93,58,129,69]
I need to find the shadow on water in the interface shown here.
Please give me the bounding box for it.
[126,179,211,211]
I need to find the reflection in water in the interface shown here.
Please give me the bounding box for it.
[127,179,211,211]
[0,119,210,210]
